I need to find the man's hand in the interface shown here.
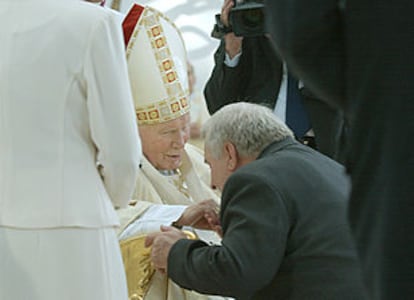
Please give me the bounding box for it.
[174,199,220,230]
[221,0,243,58]
[205,211,223,238]
[220,0,234,28]
[145,225,186,273]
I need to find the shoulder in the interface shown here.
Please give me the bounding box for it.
[53,1,116,31]
[225,163,277,194]
[132,162,163,203]
[103,7,125,25]
[230,143,346,190]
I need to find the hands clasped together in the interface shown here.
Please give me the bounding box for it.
[144,199,222,274]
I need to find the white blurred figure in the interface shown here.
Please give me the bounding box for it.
[187,61,211,149]
[0,1,141,299]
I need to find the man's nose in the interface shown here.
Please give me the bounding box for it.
[173,130,188,147]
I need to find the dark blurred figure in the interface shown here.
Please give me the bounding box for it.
[265,1,414,299]
[204,0,347,163]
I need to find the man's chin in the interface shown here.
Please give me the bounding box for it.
[163,161,182,171]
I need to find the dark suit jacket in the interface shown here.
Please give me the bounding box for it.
[266,1,414,299]
[203,37,346,163]
[168,137,366,299]
[204,37,282,113]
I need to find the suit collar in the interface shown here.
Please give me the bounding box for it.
[257,136,297,159]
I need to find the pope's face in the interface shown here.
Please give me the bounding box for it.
[139,113,190,170]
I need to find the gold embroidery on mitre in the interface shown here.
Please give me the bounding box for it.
[162,59,172,71]
[180,97,188,108]
[153,37,166,49]
[134,96,189,125]
[148,109,160,120]
[136,112,148,122]
[150,25,161,37]
[166,71,177,83]
[171,101,180,113]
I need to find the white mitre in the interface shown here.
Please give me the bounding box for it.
[122,3,190,125]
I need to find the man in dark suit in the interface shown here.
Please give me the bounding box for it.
[145,102,366,299]
[204,0,346,163]
[265,1,414,299]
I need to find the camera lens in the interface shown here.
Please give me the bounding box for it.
[228,2,266,37]
[241,9,264,28]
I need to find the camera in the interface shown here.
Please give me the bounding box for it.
[211,0,266,39]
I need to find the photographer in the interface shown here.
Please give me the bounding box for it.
[204,0,346,163]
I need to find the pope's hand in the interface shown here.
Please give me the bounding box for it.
[174,199,220,230]
[145,225,187,273]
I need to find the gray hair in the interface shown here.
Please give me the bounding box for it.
[202,102,294,159]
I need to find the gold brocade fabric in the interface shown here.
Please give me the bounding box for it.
[120,235,155,300]
[120,232,198,300]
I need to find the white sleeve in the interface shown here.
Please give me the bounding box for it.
[84,12,142,209]
[119,204,187,240]
[224,50,243,67]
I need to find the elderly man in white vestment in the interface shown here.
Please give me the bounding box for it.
[115,4,228,300]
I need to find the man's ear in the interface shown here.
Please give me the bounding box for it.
[223,142,239,171]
